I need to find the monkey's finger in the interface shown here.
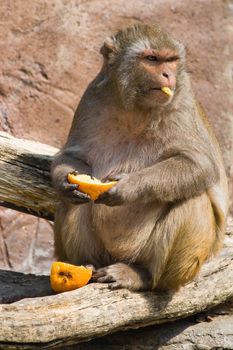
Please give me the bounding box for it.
[94,191,110,203]
[96,275,116,283]
[101,176,110,183]
[68,190,91,204]
[101,174,116,183]
[69,170,79,176]
[108,173,126,181]
[94,267,106,273]
[63,182,79,192]
[101,173,126,182]
[73,190,91,200]
[92,271,106,281]
[95,275,116,283]
[95,193,123,206]
[95,188,118,202]
[108,282,122,290]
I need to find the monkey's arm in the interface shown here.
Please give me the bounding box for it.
[51,149,92,203]
[137,153,219,202]
[96,151,219,205]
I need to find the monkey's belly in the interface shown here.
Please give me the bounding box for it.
[91,202,164,261]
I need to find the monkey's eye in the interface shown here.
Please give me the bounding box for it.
[166,56,180,62]
[145,55,158,61]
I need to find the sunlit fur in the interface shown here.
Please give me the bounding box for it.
[51,24,228,291]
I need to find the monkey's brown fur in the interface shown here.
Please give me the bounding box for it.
[51,25,228,291]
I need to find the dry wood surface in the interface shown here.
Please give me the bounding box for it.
[0,131,57,220]
[57,312,233,350]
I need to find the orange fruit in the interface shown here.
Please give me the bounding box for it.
[50,262,92,293]
[161,86,173,97]
[67,173,117,200]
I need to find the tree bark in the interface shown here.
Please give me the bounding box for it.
[55,313,233,350]
[0,132,57,220]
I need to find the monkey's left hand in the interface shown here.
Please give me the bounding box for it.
[95,173,135,206]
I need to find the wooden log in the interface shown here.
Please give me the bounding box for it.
[0,233,232,348]
[0,132,57,220]
[55,313,233,350]
[1,312,233,350]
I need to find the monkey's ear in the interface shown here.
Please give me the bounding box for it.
[100,36,118,59]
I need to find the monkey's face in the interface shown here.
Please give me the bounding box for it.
[101,24,185,110]
[131,48,179,109]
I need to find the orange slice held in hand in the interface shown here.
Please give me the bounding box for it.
[67,173,117,200]
[50,262,92,293]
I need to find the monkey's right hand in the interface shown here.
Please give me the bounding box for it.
[59,178,91,204]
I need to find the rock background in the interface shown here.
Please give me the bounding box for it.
[0,0,232,274]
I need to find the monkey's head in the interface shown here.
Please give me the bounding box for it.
[100,24,186,110]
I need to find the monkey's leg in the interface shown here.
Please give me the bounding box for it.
[156,194,217,290]
[54,203,111,268]
[93,262,152,291]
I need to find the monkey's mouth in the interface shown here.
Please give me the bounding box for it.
[151,87,173,92]
[150,87,174,97]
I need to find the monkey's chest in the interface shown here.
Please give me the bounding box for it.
[85,134,160,179]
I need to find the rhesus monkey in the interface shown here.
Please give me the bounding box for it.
[51,25,228,291]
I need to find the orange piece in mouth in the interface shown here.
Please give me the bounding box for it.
[161,86,173,97]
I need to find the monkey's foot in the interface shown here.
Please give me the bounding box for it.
[92,263,151,291]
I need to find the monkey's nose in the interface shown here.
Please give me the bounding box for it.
[161,72,176,88]
[162,72,169,79]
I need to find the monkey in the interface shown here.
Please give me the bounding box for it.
[51,24,228,291]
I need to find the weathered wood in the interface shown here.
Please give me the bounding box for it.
[1,315,233,350]
[54,313,233,350]
[0,132,58,220]
[0,233,232,348]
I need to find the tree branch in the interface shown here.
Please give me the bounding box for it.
[0,132,57,220]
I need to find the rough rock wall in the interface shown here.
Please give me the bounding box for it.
[0,0,232,273]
